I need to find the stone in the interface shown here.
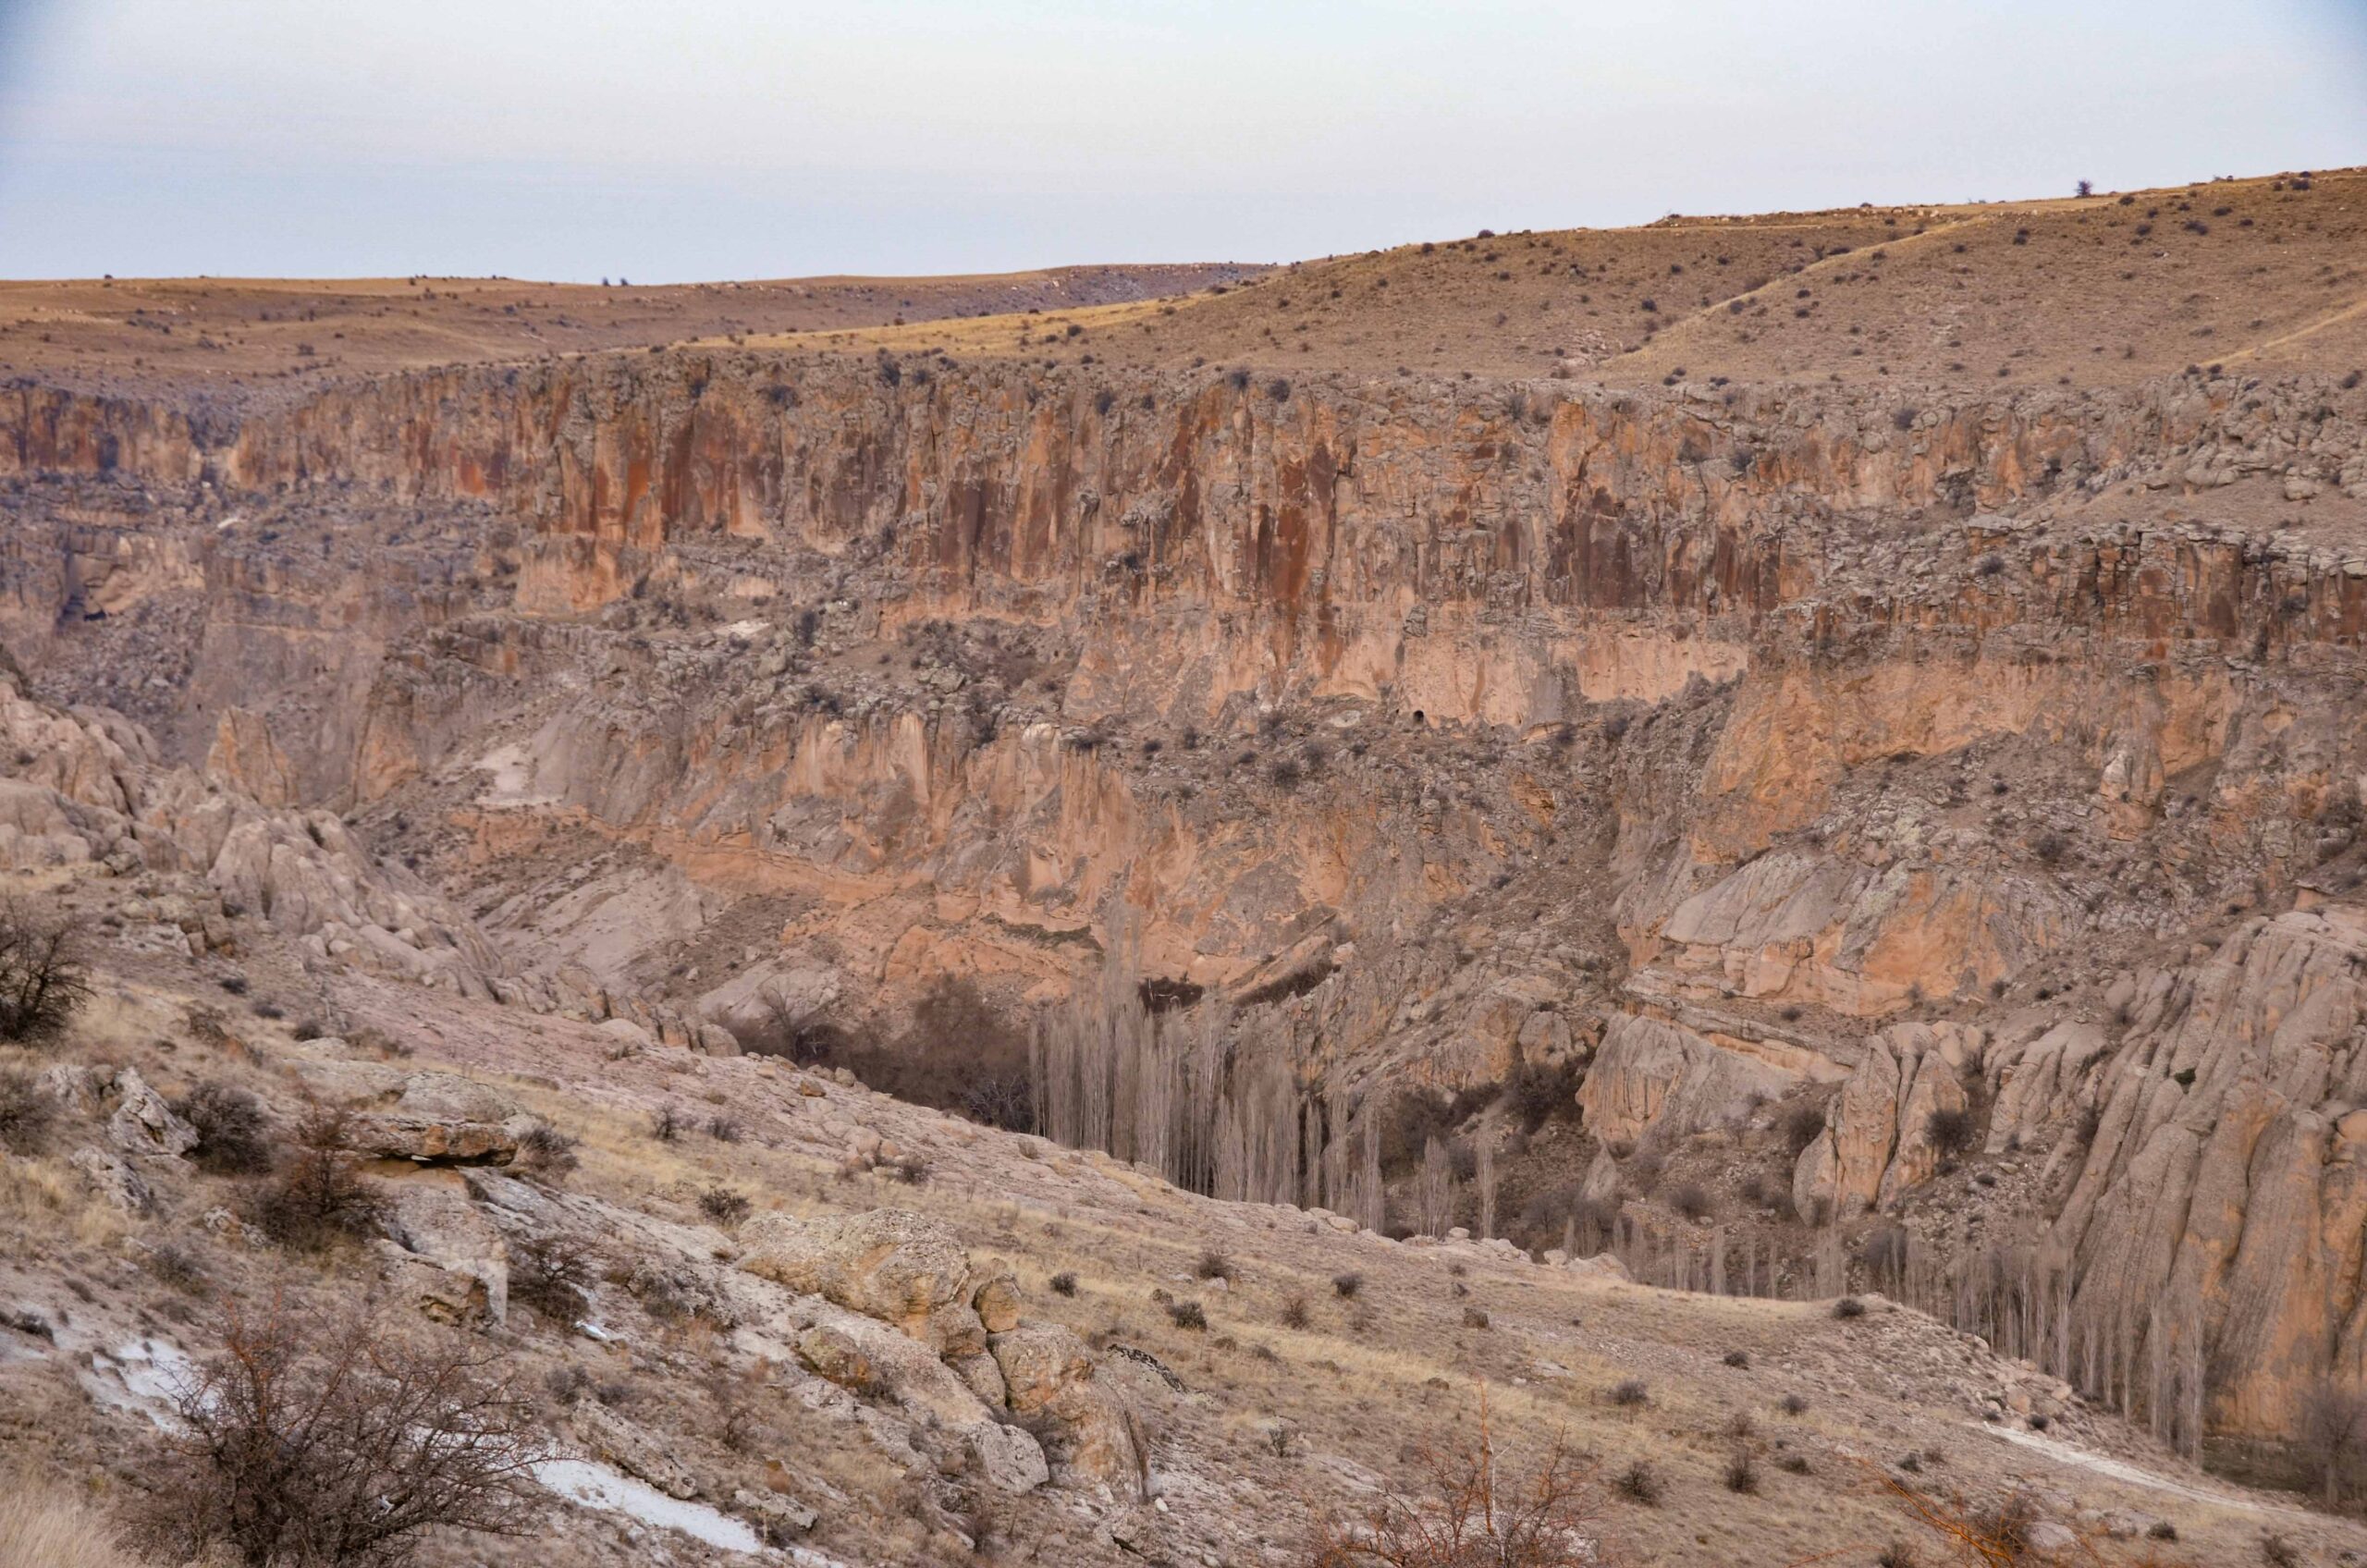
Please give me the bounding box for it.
[104,1068,200,1159]
[573,1402,697,1500]
[730,1488,817,1537]
[367,1240,492,1326]
[740,1208,999,1355]
[797,1325,879,1391]
[68,1145,150,1211]
[989,1320,1142,1487]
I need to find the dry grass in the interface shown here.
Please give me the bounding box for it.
[0,1479,147,1568]
[760,165,2367,391]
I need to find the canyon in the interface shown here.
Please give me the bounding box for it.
[6,167,2367,1565]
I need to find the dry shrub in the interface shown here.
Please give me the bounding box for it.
[1303,1394,1613,1567]
[172,1081,274,1174]
[515,1121,578,1181]
[1926,1107,1978,1159]
[246,1109,380,1253]
[0,900,92,1043]
[1783,1100,1827,1155]
[0,1067,56,1154]
[696,1186,753,1229]
[144,1295,547,1567]
[508,1232,595,1322]
[1613,1460,1662,1506]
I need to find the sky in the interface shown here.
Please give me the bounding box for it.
[0,0,2361,283]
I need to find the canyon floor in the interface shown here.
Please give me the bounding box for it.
[6,165,2367,1567]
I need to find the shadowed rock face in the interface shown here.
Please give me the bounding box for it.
[6,347,2367,1446]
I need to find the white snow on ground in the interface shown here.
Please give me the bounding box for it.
[1976,1423,2314,1519]
[79,1337,199,1430]
[534,1459,764,1553]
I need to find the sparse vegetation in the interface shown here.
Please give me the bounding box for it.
[696,1185,753,1229]
[0,900,91,1042]
[1925,1106,1978,1159]
[1303,1402,1611,1568]
[172,1081,274,1174]
[0,1065,56,1153]
[1614,1459,1662,1506]
[246,1110,381,1254]
[147,1297,548,1568]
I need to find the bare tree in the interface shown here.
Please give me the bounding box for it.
[1302,1389,1614,1567]
[1417,1136,1457,1239]
[2301,1379,2367,1507]
[1476,1131,1499,1242]
[0,900,92,1043]
[152,1293,549,1567]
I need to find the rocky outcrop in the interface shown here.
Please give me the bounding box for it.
[2053,906,2367,1439]
[296,1062,535,1165]
[739,1208,1017,1357]
[1791,1022,1983,1219]
[1576,1010,1836,1145]
[988,1320,1142,1488]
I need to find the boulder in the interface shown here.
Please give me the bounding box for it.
[104,1068,200,1159]
[68,1145,151,1212]
[367,1240,492,1326]
[572,1402,697,1500]
[1576,1011,1799,1145]
[298,1062,531,1164]
[989,1320,1142,1488]
[740,1208,1003,1356]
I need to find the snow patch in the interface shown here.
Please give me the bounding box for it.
[80,1336,199,1430]
[534,1459,762,1553]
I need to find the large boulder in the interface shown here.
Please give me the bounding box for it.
[1576,1011,1802,1145]
[739,1208,1014,1357]
[296,1061,532,1164]
[988,1320,1142,1489]
[104,1068,201,1160]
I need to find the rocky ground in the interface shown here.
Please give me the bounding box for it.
[6,815,2364,1565]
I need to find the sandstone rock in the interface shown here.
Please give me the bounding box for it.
[797,1324,879,1391]
[989,1320,1142,1487]
[2054,906,2367,1438]
[573,1402,697,1500]
[298,1062,531,1164]
[740,1208,1001,1356]
[1577,1011,1799,1145]
[366,1240,492,1326]
[68,1145,150,1211]
[104,1068,200,1159]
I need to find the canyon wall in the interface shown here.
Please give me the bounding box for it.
[7,354,2367,1442]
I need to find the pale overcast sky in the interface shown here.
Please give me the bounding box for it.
[0,0,2360,281]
